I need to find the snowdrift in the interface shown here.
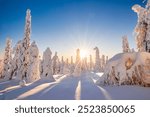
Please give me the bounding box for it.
[96,52,150,86]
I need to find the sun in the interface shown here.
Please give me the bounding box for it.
[80,49,88,59]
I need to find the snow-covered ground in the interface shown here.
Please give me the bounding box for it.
[0,72,150,100]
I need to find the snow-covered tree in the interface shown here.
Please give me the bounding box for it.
[94,47,101,72]
[27,41,40,82]
[52,52,59,74]
[71,56,73,65]
[84,57,88,70]
[76,48,80,64]
[122,35,130,53]
[0,59,3,78]
[39,59,43,75]
[132,5,147,52]
[81,57,88,72]
[146,0,150,9]
[66,58,69,65]
[59,56,64,74]
[63,58,70,74]
[2,38,12,79]
[101,55,106,71]
[70,56,74,74]
[9,40,22,80]
[19,9,31,82]
[73,48,81,76]
[106,56,109,64]
[89,55,93,71]
[132,1,150,52]
[109,66,119,85]
[41,47,54,80]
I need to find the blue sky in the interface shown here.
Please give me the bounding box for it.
[0,0,146,59]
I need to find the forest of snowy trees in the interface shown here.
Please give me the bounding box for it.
[0,9,108,85]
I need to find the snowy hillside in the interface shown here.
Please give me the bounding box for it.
[97,52,150,86]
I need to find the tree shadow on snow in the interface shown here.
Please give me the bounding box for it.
[80,75,110,100]
[21,75,80,100]
[4,78,57,100]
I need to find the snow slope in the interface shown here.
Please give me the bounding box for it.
[0,72,150,100]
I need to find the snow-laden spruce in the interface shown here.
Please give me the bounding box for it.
[2,38,12,80]
[9,40,22,80]
[59,56,65,74]
[27,41,40,82]
[94,47,101,72]
[52,52,60,75]
[96,52,150,86]
[132,1,150,52]
[81,57,88,72]
[0,59,3,78]
[63,58,70,74]
[101,55,106,72]
[122,35,130,53]
[106,56,109,64]
[73,49,81,76]
[40,47,55,81]
[18,9,31,82]
[70,56,75,74]
[89,55,93,71]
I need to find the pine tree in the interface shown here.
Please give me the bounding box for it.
[27,41,40,82]
[122,35,130,53]
[101,55,106,71]
[89,55,93,71]
[41,47,54,80]
[84,57,88,70]
[0,59,3,78]
[2,38,12,79]
[71,56,73,65]
[109,66,118,85]
[76,48,80,64]
[81,57,88,72]
[56,58,60,74]
[60,56,64,74]
[132,2,150,52]
[94,47,101,72]
[52,52,59,74]
[106,56,109,64]
[63,58,70,74]
[146,0,150,9]
[73,48,81,76]
[19,9,31,82]
[66,58,69,65]
[9,40,22,80]
[70,56,74,74]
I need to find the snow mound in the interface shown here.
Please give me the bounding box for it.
[96,52,150,86]
[19,80,26,87]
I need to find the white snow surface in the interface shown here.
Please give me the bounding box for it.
[0,72,150,100]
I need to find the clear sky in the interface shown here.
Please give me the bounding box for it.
[0,0,146,60]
